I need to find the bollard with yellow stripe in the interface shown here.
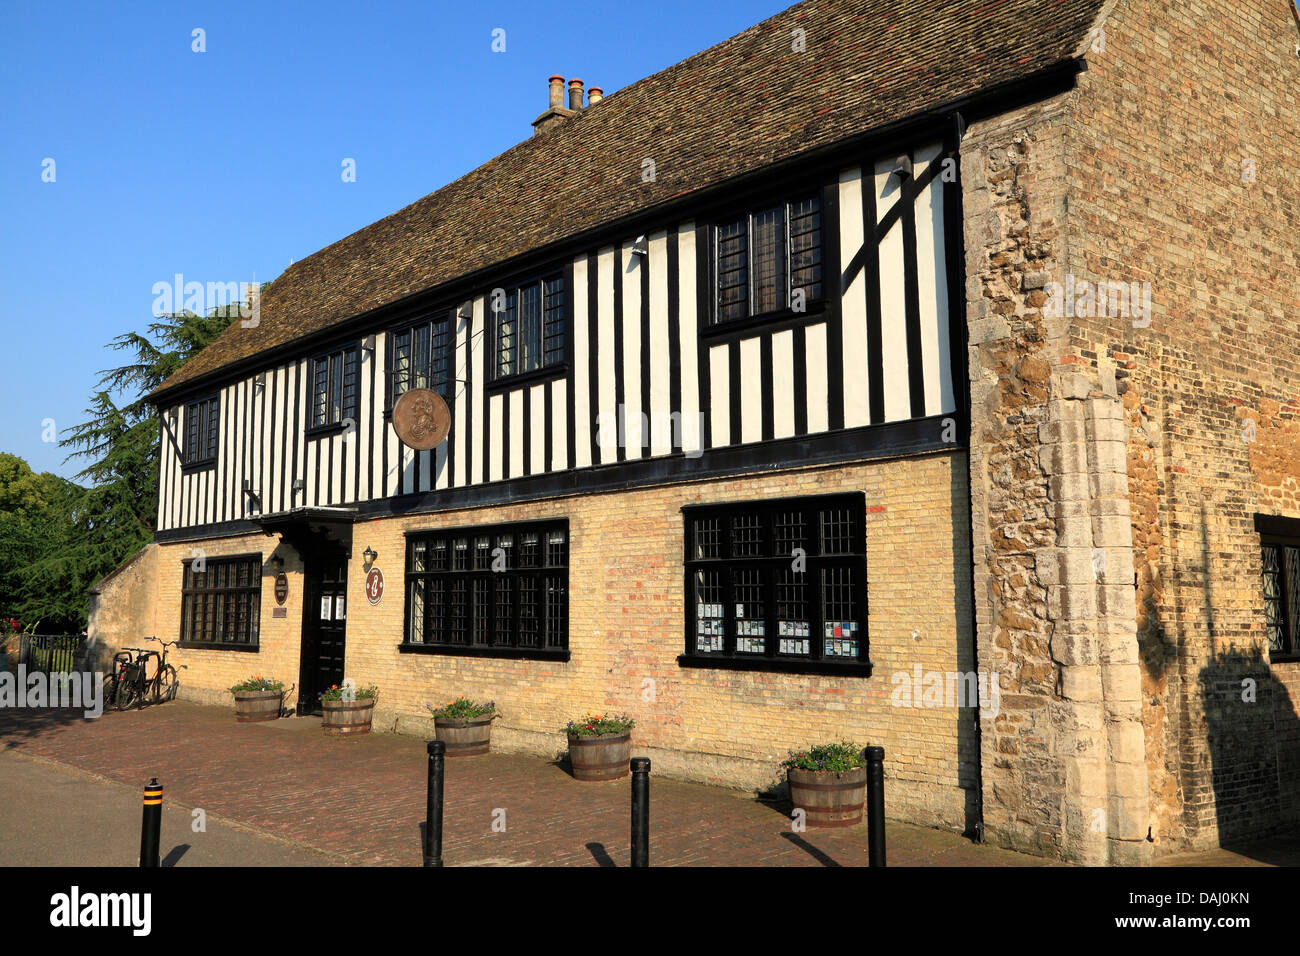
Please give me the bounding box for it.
[140,777,162,867]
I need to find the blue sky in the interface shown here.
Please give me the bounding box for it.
[0,0,792,482]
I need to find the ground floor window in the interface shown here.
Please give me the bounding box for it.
[1261,533,1300,661]
[403,520,569,659]
[179,554,262,649]
[681,492,869,674]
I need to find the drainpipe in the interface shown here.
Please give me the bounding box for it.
[949,107,985,845]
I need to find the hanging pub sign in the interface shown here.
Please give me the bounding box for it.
[366,568,384,606]
[274,572,288,606]
[392,388,451,450]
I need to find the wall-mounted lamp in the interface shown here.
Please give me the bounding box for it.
[271,555,284,571]
[291,478,305,500]
[362,546,378,568]
[889,154,913,181]
[458,302,474,320]
[254,373,266,391]
[631,235,649,256]
[362,334,376,352]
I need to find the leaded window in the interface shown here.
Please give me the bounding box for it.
[405,521,569,655]
[683,493,867,667]
[390,311,454,405]
[493,275,565,379]
[1262,541,1300,657]
[179,554,261,648]
[311,346,360,428]
[183,395,219,465]
[713,195,822,324]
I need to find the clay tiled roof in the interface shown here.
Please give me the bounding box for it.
[152,0,1104,399]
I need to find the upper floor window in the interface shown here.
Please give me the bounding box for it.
[493,275,565,380]
[682,492,867,672]
[311,345,360,429]
[390,312,454,406]
[714,195,822,324]
[183,395,219,466]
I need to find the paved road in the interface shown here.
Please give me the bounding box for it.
[0,750,343,867]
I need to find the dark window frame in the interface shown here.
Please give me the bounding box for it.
[386,310,456,413]
[181,395,220,468]
[487,272,566,388]
[710,193,825,329]
[178,552,262,651]
[307,343,361,435]
[1258,515,1300,662]
[679,492,870,676]
[401,518,570,661]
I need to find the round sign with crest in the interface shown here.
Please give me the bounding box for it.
[392,388,451,450]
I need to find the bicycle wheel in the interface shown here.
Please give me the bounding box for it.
[154,665,178,703]
[100,675,117,713]
[115,677,140,711]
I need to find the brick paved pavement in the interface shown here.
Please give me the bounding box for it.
[2,701,1054,867]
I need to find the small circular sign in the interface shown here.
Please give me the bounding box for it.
[274,572,288,606]
[392,388,451,450]
[365,567,384,606]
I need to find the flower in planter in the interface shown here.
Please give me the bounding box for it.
[229,675,285,695]
[319,683,379,702]
[779,741,869,774]
[428,697,497,720]
[564,712,635,736]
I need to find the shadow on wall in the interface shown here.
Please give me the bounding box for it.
[1198,643,1300,858]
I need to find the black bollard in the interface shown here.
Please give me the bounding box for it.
[630,757,650,868]
[139,778,162,868]
[865,746,886,867]
[425,740,445,867]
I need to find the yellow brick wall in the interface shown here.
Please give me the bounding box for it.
[148,450,975,830]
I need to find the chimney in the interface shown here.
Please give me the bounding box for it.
[532,74,576,135]
[568,78,584,111]
[588,86,603,106]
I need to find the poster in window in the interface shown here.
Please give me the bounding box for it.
[320,597,332,621]
[335,595,346,620]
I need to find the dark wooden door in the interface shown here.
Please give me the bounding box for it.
[299,553,348,715]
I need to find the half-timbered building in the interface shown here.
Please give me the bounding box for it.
[90,0,1300,863]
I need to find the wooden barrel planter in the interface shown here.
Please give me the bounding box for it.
[787,767,867,828]
[435,715,494,756]
[233,689,283,722]
[567,732,631,781]
[321,698,375,737]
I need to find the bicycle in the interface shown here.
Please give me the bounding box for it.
[102,647,147,711]
[114,637,182,711]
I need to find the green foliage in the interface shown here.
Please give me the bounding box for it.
[1,305,242,632]
[0,453,87,632]
[230,676,285,694]
[319,683,378,702]
[428,696,497,720]
[779,741,869,774]
[564,712,635,737]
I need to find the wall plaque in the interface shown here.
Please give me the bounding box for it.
[392,388,451,450]
[274,572,289,605]
[365,567,384,606]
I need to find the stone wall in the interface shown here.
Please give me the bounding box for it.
[961,87,1150,863]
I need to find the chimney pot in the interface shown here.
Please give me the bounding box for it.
[548,74,565,109]
[568,78,584,111]
[588,86,603,106]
